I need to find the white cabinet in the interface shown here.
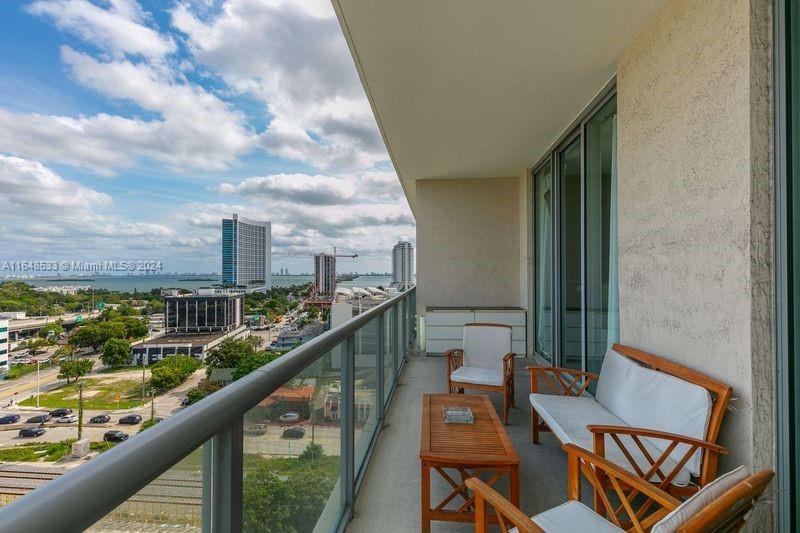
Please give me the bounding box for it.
[424,307,527,356]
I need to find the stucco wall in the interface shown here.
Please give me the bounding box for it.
[415,177,522,315]
[617,0,773,504]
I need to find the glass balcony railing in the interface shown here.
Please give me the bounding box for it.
[0,287,416,532]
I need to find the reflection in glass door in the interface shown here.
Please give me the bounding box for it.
[533,164,553,362]
[585,96,619,376]
[559,136,583,370]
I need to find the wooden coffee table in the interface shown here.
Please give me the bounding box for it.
[419,393,520,532]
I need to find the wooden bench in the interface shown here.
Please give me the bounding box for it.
[528,343,732,497]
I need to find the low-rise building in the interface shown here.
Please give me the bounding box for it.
[131,326,248,366]
[273,322,325,350]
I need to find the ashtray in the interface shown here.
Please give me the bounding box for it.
[443,406,474,424]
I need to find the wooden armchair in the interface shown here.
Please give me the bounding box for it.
[466,443,773,532]
[528,343,732,495]
[445,323,515,424]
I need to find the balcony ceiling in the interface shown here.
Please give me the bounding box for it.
[334,0,664,208]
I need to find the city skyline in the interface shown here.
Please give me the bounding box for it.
[0,0,415,274]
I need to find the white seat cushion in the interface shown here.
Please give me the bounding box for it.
[526,501,624,532]
[450,366,504,387]
[530,393,692,487]
[596,348,712,476]
[651,466,749,533]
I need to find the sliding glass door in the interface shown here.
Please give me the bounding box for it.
[533,163,554,362]
[532,93,618,374]
[559,136,583,370]
[585,95,619,376]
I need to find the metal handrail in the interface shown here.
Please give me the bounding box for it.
[0,288,415,532]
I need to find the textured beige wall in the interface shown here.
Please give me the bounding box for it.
[415,177,523,314]
[617,0,773,506]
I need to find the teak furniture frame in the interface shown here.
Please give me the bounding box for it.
[420,394,519,533]
[528,343,733,497]
[445,323,516,424]
[466,444,773,533]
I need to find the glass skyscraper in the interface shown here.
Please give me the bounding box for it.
[221,214,271,288]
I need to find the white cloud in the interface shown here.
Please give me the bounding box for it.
[172,0,388,171]
[26,0,175,59]
[0,154,111,211]
[218,173,355,205]
[0,48,257,173]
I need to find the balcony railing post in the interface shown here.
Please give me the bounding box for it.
[342,334,356,515]
[211,416,243,532]
[393,301,400,373]
[202,440,213,532]
[377,312,385,423]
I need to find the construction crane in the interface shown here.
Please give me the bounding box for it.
[273,247,358,259]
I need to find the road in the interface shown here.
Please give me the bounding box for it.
[0,366,205,447]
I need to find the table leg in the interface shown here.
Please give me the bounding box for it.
[509,465,520,508]
[421,461,431,533]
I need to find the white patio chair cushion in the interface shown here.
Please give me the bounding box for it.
[450,366,504,387]
[462,324,512,370]
[651,466,749,533]
[595,348,712,476]
[521,501,623,532]
[530,393,692,486]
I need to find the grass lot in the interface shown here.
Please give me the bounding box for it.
[19,377,145,410]
[0,439,117,462]
[98,365,148,375]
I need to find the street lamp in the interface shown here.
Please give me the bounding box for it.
[36,359,40,408]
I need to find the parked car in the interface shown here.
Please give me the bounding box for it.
[180,398,190,406]
[90,414,111,424]
[103,430,129,442]
[278,412,300,423]
[118,415,142,425]
[56,414,78,423]
[49,408,73,418]
[25,414,51,424]
[282,427,305,439]
[0,415,20,424]
[19,427,45,438]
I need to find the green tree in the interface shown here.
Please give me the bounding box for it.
[38,322,63,340]
[117,304,136,316]
[184,378,223,405]
[58,359,93,384]
[243,470,294,533]
[233,351,280,381]
[149,356,201,390]
[299,442,324,462]
[26,338,49,356]
[101,338,131,367]
[70,322,126,352]
[204,338,256,372]
[116,317,147,339]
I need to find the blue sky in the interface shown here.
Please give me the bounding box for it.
[0,0,414,275]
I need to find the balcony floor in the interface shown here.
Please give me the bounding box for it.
[348,350,584,532]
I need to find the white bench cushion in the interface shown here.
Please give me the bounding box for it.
[450,366,504,387]
[595,348,712,476]
[530,393,692,487]
[462,324,511,370]
[527,501,624,532]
